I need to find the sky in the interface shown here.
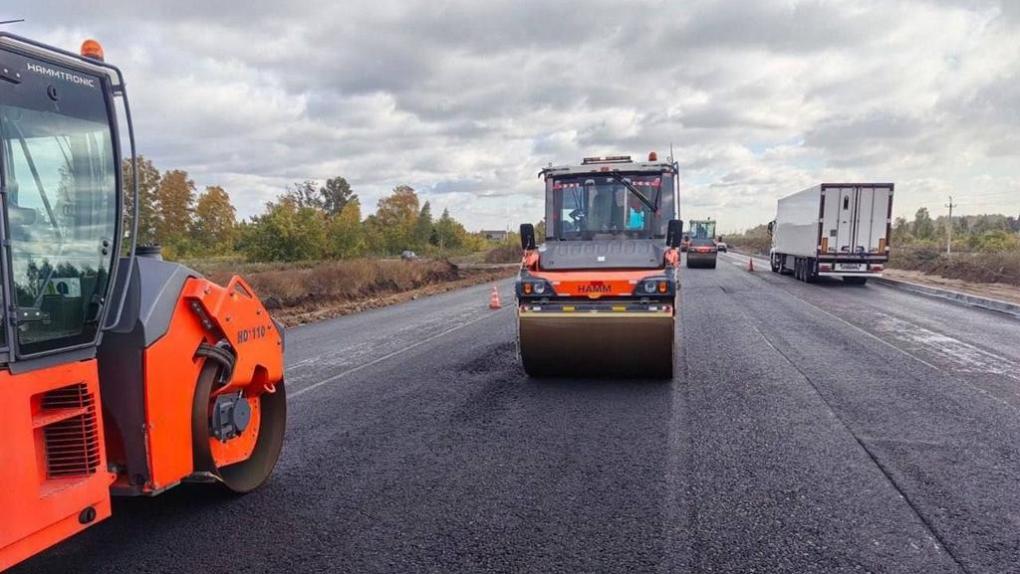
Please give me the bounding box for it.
[6,0,1019,233]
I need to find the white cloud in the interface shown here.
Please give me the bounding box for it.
[6,0,1018,232]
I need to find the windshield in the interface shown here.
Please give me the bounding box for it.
[689,220,717,242]
[0,84,118,355]
[551,174,662,240]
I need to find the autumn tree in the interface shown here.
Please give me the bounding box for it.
[156,169,196,255]
[192,186,237,254]
[328,199,365,258]
[121,156,161,245]
[373,185,420,253]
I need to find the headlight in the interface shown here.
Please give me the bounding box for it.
[518,278,552,297]
[640,279,671,295]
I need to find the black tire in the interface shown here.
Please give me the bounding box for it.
[192,362,287,494]
[805,258,817,283]
[770,255,780,273]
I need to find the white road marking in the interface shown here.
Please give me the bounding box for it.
[289,308,510,398]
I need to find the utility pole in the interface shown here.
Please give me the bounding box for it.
[945,196,956,256]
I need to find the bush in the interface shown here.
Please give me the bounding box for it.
[890,247,1020,286]
[197,258,463,309]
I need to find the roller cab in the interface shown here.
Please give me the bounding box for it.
[516,154,681,379]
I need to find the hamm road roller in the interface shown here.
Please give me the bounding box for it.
[685,219,718,269]
[0,35,286,571]
[516,154,683,379]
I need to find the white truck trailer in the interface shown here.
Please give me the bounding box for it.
[768,183,893,285]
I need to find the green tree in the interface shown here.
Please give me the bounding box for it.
[535,218,547,242]
[191,186,237,254]
[891,216,913,246]
[242,198,327,262]
[414,201,434,249]
[434,208,467,251]
[121,156,161,245]
[327,199,365,258]
[320,176,357,217]
[913,207,934,240]
[156,169,196,255]
[284,180,324,210]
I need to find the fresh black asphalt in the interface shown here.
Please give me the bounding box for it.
[13,254,1020,573]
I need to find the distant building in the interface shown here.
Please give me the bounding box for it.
[482,229,509,242]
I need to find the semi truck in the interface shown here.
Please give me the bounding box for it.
[515,153,682,379]
[768,183,894,284]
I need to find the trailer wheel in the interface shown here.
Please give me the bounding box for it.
[770,255,780,273]
[805,258,817,283]
[192,361,287,494]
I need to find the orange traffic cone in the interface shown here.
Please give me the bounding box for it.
[747,257,755,272]
[489,285,502,309]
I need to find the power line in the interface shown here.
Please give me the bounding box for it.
[0,19,25,25]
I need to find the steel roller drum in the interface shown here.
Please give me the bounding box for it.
[517,308,675,379]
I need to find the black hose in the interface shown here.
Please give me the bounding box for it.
[195,342,235,384]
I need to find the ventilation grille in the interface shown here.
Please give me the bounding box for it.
[41,383,101,478]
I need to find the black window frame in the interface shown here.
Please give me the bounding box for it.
[0,41,125,363]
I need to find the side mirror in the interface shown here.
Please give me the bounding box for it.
[520,223,536,250]
[767,221,775,236]
[666,219,683,247]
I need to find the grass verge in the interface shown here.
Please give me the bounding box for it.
[190,258,515,325]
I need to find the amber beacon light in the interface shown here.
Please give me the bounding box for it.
[80,39,104,61]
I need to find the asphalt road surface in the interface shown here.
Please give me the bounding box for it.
[14,253,1020,573]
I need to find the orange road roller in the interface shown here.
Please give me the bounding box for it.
[686,219,719,269]
[516,153,683,379]
[0,34,286,571]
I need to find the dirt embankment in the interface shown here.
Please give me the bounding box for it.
[889,248,1020,287]
[194,258,515,325]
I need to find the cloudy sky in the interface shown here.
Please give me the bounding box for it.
[7,0,1019,232]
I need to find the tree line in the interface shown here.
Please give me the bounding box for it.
[123,156,488,262]
[892,208,1020,252]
